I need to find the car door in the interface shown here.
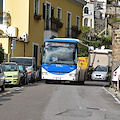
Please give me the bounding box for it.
[0,67,2,86]
[0,67,4,86]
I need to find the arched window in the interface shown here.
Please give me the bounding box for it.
[84,18,88,26]
[84,7,89,14]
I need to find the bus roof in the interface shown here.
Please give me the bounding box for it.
[44,38,79,43]
[10,57,35,59]
[44,38,88,47]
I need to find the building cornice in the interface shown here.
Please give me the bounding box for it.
[68,0,87,8]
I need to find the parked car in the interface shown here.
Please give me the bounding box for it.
[9,57,36,83]
[112,66,120,83]
[36,65,41,81]
[0,65,5,91]
[91,65,110,81]
[1,62,21,86]
[18,63,28,85]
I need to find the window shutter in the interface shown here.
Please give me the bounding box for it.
[43,3,46,19]
[51,7,54,18]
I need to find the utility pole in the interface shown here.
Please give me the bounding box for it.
[11,39,16,57]
[114,0,118,23]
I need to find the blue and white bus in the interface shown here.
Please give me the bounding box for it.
[41,38,88,84]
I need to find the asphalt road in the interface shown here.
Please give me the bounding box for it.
[0,81,120,120]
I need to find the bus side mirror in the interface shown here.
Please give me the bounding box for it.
[78,48,80,54]
[40,48,42,53]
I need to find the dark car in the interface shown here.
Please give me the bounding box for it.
[0,65,5,91]
[18,64,28,85]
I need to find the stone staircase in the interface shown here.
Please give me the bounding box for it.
[94,18,105,35]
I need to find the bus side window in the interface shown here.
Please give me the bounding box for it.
[77,47,80,54]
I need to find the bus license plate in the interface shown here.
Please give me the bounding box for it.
[56,77,61,80]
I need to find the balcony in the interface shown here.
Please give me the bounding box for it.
[44,19,61,39]
[66,26,81,38]
[0,12,10,34]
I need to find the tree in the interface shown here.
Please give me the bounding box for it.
[100,36,112,48]
[0,45,4,63]
[82,26,90,39]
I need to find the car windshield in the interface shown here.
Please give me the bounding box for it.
[10,58,32,66]
[2,64,18,71]
[42,42,77,65]
[94,66,107,72]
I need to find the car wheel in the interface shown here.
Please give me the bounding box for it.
[45,80,49,84]
[1,82,5,91]
[18,80,22,87]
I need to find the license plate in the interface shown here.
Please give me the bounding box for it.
[96,76,101,79]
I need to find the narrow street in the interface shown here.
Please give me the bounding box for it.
[0,81,120,120]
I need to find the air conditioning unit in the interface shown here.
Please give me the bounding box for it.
[6,26,18,37]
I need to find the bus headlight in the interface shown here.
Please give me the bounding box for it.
[69,73,76,77]
[42,72,48,75]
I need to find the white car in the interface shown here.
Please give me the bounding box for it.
[91,65,109,81]
[0,65,5,91]
[112,66,120,82]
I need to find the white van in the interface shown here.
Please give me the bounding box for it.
[9,57,36,83]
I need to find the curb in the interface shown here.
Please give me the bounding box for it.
[106,87,120,100]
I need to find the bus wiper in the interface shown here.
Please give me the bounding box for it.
[47,61,58,65]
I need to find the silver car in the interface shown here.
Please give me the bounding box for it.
[0,65,5,91]
[91,65,109,81]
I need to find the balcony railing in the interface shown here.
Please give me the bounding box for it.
[45,19,58,32]
[0,12,10,25]
[66,27,81,38]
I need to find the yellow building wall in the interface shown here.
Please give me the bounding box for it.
[5,0,30,58]
[48,0,83,40]
[3,0,84,64]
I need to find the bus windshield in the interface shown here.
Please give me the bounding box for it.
[42,42,77,65]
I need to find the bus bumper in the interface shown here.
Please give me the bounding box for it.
[42,69,77,81]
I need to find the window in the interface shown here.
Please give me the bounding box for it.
[97,3,103,10]
[0,0,3,24]
[84,7,88,14]
[66,11,71,37]
[57,7,61,21]
[34,0,40,15]
[67,12,71,29]
[76,16,80,28]
[51,7,54,18]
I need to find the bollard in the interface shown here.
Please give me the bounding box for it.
[117,75,120,91]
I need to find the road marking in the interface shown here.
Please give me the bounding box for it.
[102,87,120,104]
[79,106,106,111]
[0,86,24,97]
[0,91,11,96]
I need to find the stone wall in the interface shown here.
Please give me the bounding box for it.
[112,22,120,71]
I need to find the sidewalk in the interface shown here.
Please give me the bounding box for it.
[106,87,120,100]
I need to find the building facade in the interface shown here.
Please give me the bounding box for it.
[0,0,86,65]
[83,0,94,29]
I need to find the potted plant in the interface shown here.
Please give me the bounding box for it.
[0,10,3,15]
[72,25,81,34]
[34,13,42,20]
[51,17,63,28]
